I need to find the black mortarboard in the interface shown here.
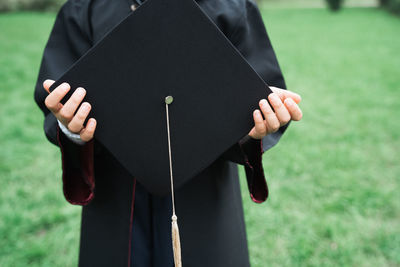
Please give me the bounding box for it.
[49,0,272,196]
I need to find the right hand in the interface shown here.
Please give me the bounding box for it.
[248,87,302,140]
[43,79,97,142]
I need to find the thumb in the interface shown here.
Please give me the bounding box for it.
[43,79,55,93]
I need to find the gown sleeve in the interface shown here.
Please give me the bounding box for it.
[34,0,95,205]
[220,0,289,203]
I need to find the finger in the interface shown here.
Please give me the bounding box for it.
[43,79,55,93]
[59,87,86,122]
[259,99,280,133]
[270,86,301,104]
[67,102,92,133]
[252,109,267,138]
[44,82,70,112]
[268,93,291,127]
[80,118,97,142]
[284,98,303,121]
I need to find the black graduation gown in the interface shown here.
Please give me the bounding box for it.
[33,0,288,266]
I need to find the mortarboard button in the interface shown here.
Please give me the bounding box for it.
[130,4,137,11]
[165,96,174,105]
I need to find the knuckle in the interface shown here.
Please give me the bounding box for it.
[280,116,290,125]
[44,96,54,109]
[274,101,283,109]
[44,98,51,108]
[67,123,79,133]
[270,121,280,132]
[261,106,273,115]
[86,125,95,134]
[68,89,85,105]
[76,111,87,121]
[81,132,93,142]
[261,129,267,136]
[256,125,267,136]
[70,95,82,105]
[59,109,73,121]
[270,127,278,133]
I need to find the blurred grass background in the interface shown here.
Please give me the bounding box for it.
[0,3,399,267]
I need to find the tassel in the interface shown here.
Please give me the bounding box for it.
[171,214,182,267]
[165,96,182,267]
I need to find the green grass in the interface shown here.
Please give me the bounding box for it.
[0,7,399,267]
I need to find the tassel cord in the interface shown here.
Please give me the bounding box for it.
[165,102,176,216]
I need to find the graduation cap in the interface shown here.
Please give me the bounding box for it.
[50,0,272,264]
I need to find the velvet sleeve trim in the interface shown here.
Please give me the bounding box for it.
[56,125,95,205]
[238,136,268,203]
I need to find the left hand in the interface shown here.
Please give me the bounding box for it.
[248,86,302,139]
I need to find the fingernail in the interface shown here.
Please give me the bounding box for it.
[61,83,70,91]
[88,119,96,128]
[76,87,86,96]
[259,99,268,107]
[82,103,89,111]
[269,93,279,104]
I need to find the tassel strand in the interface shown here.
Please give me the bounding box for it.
[171,215,182,267]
